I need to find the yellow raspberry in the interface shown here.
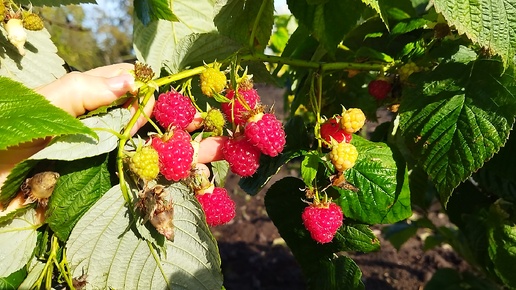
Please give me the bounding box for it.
[129,146,160,181]
[329,142,358,172]
[23,13,44,31]
[340,108,366,134]
[200,66,226,97]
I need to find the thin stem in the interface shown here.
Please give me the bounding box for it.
[153,66,206,87]
[315,73,323,153]
[240,53,389,71]
[249,0,270,49]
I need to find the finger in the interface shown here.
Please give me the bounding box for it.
[38,72,135,117]
[198,136,227,163]
[186,112,204,132]
[84,63,134,78]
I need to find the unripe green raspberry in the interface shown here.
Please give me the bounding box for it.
[23,13,44,31]
[398,61,421,82]
[129,146,160,181]
[203,108,226,136]
[340,108,366,134]
[329,141,358,172]
[0,2,6,20]
[200,65,226,97]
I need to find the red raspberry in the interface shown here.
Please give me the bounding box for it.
[151,129,194,181]
[196,187,236,226]
[153,90,197,129]
[221,88,260,125]
[302,202,343,244]
[222,135,261,177]
[245,112,286,157]
[320,117,352,147]
[368,79,392,100]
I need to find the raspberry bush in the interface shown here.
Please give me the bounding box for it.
[1,0,516,289]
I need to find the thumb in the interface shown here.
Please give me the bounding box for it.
[38,72,135,117]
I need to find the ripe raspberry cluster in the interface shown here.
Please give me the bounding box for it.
[321,108,365,173]
[220,78,286,177]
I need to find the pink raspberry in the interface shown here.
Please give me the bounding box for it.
[301,202,343,244]
[196,187,236,226]
[221,88,260,125]
[222,135,261,177]
[245,112,286,157]
[153,90,197,129]
[151,129,194,181]
[320,117,352,147]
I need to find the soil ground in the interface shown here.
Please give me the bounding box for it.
[211,84,472,290]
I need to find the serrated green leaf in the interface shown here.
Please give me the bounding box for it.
[0,29,66,88]
[46,154,111,241]
[214,0,274,51]
[487,221,516,288]
[334,224,381,253]
[0,77,95,151]
[361,0,391,29]
[133,0,218,74]
[0,205,32,224]
[211,160,229,188]
[238,150,301,195]
[399,59,516,205]
[29,108,130,161]
[337,135,412,224]
[0,160,38,204]
[434,0,516,66]
[67,184,223,289]
[287,0,366,54]
[0,209,39,278]
[135,0,179,25]
[176,33,242,70]
[301,151,320,186]
[0,267,26,290]
[425,268,501,290]
[264,177,365,290]
[391,17,431,35]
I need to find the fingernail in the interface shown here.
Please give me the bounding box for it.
[107,74,135,91]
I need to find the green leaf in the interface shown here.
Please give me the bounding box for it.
[0,160,38,204]
[67,184,223,289]
[211,160,230,188]
[0,77,95,150]
[135,0,179,25]
[382,221,419,250]
[361,0,392,29]
[337,135,412,224]
[425,268,501,290]
[238,150,301,195]
[17,259,45,290]
[433,0,516,65]
[0,29,66,88]
[0,267,26,290]
[46,154,111,241]
[487,220,516,288]
[29,108,130,161]
[287,0,366,54]
[214,0,275,51]
[133,0,219,74]
[264,177,365,290]
[301,151,320,186]
[0,209,39,278]
[399,58,516,205]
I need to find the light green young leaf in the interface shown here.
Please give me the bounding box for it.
[29,108,130,161]
[337,135,411,224]
[17,259,45,290]
[67,184,223,290]
[433,0,516,66]
[301,151,320,186]
[133,0,218,74]
[0,29,66,88]
[0,209,40,278]
[211,160,230,188]
[0,77,95,151]
[399,58,516,205]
